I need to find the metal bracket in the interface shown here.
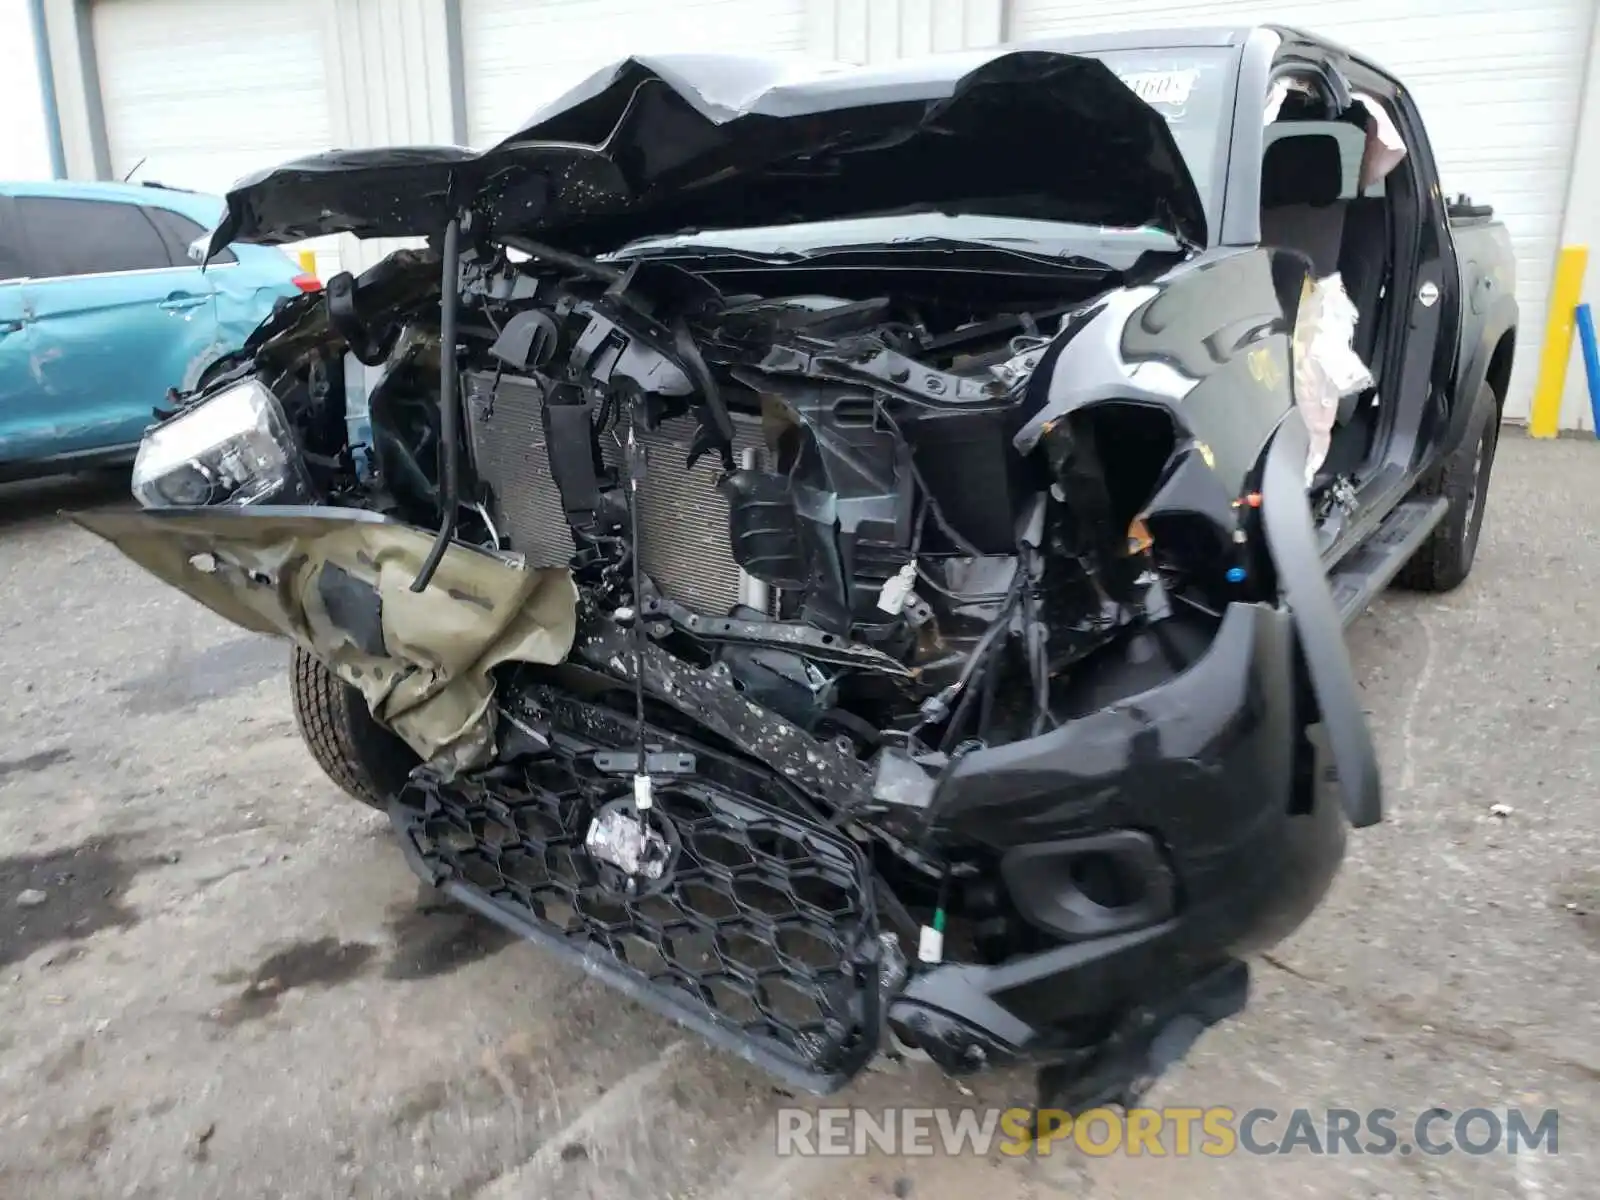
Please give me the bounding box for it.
[642,595,912,677]
[593,750,696,775]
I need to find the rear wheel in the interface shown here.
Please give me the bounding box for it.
[289,646,418,809]
[1396,381,1499,592]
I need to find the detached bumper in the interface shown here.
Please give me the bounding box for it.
[893,601,1347,1085]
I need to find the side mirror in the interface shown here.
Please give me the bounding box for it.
[187,236,210,265]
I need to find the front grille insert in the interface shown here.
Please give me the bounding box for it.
[390,701,883,1092]
[465,370,767,615]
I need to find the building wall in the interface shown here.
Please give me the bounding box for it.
[1553,2,1600,430]
[807,0,1002,62]
[3,0,56,178]
[321,0,460,275]
[39,0,103,180]
[323,0,457,150]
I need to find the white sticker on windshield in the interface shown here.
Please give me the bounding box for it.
[1118,68,1200,107]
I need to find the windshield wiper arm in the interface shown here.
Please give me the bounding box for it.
[782,237,1118,273]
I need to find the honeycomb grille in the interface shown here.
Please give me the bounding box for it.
[465,371,766,614]
[391,704,882,1089]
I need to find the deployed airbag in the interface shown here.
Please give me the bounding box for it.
[1293,272,1373,483]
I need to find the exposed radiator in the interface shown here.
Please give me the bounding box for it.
[464,371,767,615]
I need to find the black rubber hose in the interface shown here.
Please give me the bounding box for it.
[513,236,624,284]
[411,215,463,593]
[626,409,649,778]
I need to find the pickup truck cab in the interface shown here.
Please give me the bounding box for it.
[1202,27,1516,604]
[77,26,1516,1111]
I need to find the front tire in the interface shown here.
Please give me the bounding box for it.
[1396,381,1499,592]
[289,647,418,809]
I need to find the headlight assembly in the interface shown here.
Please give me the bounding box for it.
[131,379,314,509]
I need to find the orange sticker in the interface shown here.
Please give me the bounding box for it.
[1127,516,1153,554]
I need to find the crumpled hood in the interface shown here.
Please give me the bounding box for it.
[207,48,1207,258]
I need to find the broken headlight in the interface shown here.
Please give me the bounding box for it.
[132,379,314,508]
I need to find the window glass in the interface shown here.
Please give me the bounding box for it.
[616,47,1239,258]
[0,203,34,280]
[144,206,236,265]
[1097,48,1237,205]
[15,196,175,277]
[1265,120,1377,198]
[0,236,24,282]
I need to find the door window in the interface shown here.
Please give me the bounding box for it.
[0,236,24,283]
[0,202,28,282]
[15,197,176,279]
[143,206,237,266]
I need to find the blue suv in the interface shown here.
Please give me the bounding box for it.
[0,180,318,481]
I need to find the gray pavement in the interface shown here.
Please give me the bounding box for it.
[0,430,1596,1199]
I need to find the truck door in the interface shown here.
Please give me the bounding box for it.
[1336,64,1461,472]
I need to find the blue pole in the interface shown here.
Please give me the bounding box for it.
[1576,302,1600,439]
[27,0,66,179]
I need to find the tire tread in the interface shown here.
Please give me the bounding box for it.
[1395,382,1497,592]
[289,647,416,809]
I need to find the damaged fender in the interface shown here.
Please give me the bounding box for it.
[1016,245,1380,826]
[70,506,577,771]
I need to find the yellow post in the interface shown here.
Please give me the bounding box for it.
[1530,245,1589,437]
[297,249,318,278]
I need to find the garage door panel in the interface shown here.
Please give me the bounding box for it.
[1018,0,1574,26]
[462,0,809,146]
[1013,0,1594,418]
[93,0,339,277]
[93,0,331,193]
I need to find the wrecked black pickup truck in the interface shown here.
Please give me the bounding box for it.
[77,25,1517,1110]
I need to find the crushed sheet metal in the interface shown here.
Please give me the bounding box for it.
[574,614,875,811]
[69,507,577,772]
[208,49,1207,255]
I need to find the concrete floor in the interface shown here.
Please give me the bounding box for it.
[0,431,1595,1199]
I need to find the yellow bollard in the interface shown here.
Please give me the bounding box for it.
[1530,245,1589,437]
[297,249,318,278]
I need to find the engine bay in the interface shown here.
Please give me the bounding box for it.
[219,237,1235,817]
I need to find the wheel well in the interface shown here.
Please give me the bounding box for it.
[1485,330,1515,413]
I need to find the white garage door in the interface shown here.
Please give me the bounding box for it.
[462,0,810,147]
[1011,0,1596,419]
[92,0,338,275]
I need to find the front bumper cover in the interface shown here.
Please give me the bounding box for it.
[392,601,1343,1101]
[888,599,1347,1096]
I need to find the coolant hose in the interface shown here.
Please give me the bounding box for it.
[411,214,463,593]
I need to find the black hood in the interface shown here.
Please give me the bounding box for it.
[207,48,1208,260]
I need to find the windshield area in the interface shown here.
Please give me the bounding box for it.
[1097,46,1236,207]
[615,214,1186,271]
[615,45,1238,264]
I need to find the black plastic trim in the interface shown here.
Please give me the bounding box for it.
[1260,412,1382,827]
[1001,831,1176,941]
[389,781,884,1097]
[0,440,137,484]
[438,881,867,1095]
